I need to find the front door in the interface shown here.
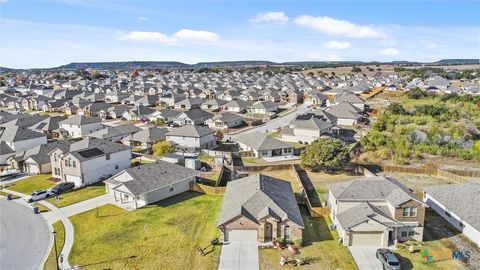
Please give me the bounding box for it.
[264,223,272,242]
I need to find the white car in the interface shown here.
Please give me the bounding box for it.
[23,190,51,203]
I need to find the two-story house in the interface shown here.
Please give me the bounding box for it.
[49,137,132,187]
[58,115,104,138]
[166,125,216,152]
[281,114,334,144]
[328,176,426,247]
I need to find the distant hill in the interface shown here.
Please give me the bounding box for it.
[433,59,479,65]
[1,59,478,71]
[57,61,190,70]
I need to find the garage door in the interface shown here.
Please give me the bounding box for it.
[66,175,83,187]
[350,231,383,246]
[227,230,257,242]
[26,164,39,174]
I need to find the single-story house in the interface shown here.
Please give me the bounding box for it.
[424,183,480,247]
[105,160,200,210]
[217,174,304,243]
[237,132,294,158]
[205,112,243,130]
[166,125,217,152]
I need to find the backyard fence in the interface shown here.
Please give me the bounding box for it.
[191,183,225,195]
[291,164,329,217]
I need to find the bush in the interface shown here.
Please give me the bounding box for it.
[152,140,175,156]
[300,138,350,172]
[407,88,427,99]
[293,238,303,248]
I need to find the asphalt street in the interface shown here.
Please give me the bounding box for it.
[0,199,50,270]
[227,102,311,140]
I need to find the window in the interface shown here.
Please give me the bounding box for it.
[54,153,57,162]
[115,165,119,169]
[72,161,76,168]
[445,211,451,218]
[170,185,174,192]
[65,160,68,167]
[410,207,417,217]
[401,228,408,237]
[106,154,110,160]
[284,226,291,240]
[408,228,415,236]
[459,222,464,227]
[403,207,410,217]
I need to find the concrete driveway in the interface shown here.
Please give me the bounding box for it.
[0,198,51,270]
[348,246,383,270]
[218,241,259,270]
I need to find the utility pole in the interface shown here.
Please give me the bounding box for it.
[52,230,60,270]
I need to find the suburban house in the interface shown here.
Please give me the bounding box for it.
[49,137,132,187]
[334,93,365,111]
[325,102,363,126]
[217,174,304,243]
[201,99,227,111]
[281,114,334,144]
[0,126,47,156]
[247,101,279,116]
[222,100,250,113]
[19,141,73,174]
[174,98,203,110]
[87,124,141,142]
[237,132,294,158]
[28,116,66,139]
[328,176,426,247]
[166,125,217,152]
[121,127,169,152]
[104,160,200,210]
[205,112,243,130]
[424,183,480,247]
[173,109,213,126]
[58,115,104,138]
[121,105,156,121]
[0,141,15,165]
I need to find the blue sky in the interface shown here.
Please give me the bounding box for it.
[1,0,479,68]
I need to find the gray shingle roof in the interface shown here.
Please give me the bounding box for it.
[59,115,102,125]
[218,174,304,228]
[1,126,46,142]
[106,160,200,196]
[68,137,131,161]
[328,176,421,207]
[127,127,169,143]
[425,183,480,230]
[166,125,214,138]
[237,132,292,151]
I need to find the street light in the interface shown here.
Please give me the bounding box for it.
[52,230,60,270]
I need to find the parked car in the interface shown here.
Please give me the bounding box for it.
[376,249,401,270]
[50,182,75,195]
[23,190,50,203]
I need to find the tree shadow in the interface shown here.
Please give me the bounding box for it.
[395,253,414,270]
[300,205,333,246]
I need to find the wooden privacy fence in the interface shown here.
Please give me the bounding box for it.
[380,165,477,181]
[291,164,329,217]
[191,183,225,195]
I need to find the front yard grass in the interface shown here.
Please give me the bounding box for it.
[46,182,106,208]
[43,221,65,270]
[0,190,19,199]
[44,221,65,270]
[69,192,223,269]
[32,202,50,213]
[7,174,56,195]
[259,206,358,270]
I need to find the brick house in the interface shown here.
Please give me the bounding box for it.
[217,174,304,244]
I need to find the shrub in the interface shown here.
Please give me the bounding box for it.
[293,238,303,248]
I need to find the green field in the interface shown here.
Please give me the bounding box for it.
[44,221,66,270]
[69,192,223,269]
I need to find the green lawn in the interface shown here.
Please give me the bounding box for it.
[261,169,301,193]
[0,191,19,199]
[44,221,65,270]
[241,157,268,165]
[131,157,155,166]
[197,153,215,164]
[8,174,56,195]
[259,207,358,270]
[46,182,106,208]
[69,192,223,270]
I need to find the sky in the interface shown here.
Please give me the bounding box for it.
[0,0,479,69]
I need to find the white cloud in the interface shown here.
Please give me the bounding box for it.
[249,12,289,25]
[294,15,386,39]
[173,29,219,42]
[379,48,400,56]
[116,31,177,45]
[323,40,351,49]
[138,16,147,21]
[116,29,219,45]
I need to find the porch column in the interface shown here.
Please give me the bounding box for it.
[134,197,138,209]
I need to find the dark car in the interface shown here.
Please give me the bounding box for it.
[376,249,401,270]
[50,182,75,195]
